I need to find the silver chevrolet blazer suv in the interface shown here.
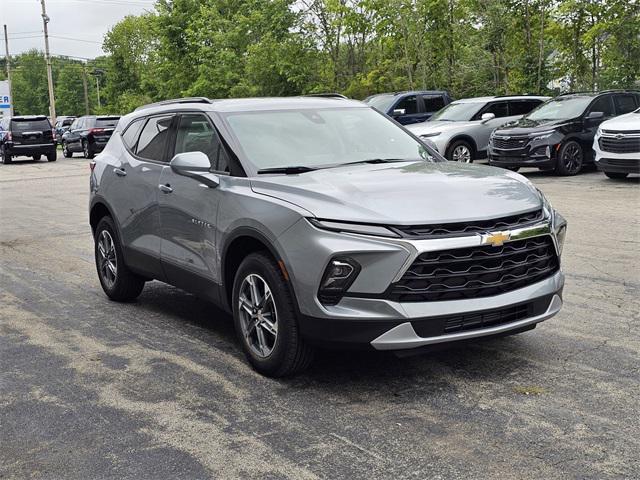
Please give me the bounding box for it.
[89,96,567,376]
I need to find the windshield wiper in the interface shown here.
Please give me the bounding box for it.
[257,166,317,175]
[324,158,415,169]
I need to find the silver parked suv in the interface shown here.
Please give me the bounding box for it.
[90,96,567,376]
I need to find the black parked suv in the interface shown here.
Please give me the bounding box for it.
[0,116,57,164]
[488,90,640,175]
[364,90,453,125]
[61,115,120,159]
[53,116,76,144]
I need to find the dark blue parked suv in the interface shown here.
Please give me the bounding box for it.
[364,90,453,125]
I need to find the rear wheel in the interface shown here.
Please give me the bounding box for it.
[446,140,474,163]
[604,171,628,179]
[232,252,314,377]
[47,151,57,162]
[1,146,11,164]
[62,142,73,158]
[94,216,145,301]
[32,154,42,161]
[555,140,583,176]
[83,140,95,159]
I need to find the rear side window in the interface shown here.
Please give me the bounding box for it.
[121,119,144,151]
[589,96,615,117]
[422,95,446,112]
[136,115,173,161]
[96,117,119,128]
[10,119,51,132]
[614,95,637,115]
[395,95,418,115]
[509,100,540,116]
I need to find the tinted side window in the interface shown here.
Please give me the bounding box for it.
[509,100,540,116]
[122,119,144,151]
[136,115,173,161]
[422,95,446,112]
[483,102,509,118]
[589,96,615,117]
[614,94,637,115]
[395,95,418,115]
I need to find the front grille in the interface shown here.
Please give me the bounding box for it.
[599,135,640,154]
[492,136,529,150]
[391,209,544,238]
[389,236,559,302]
[411,295,552,337]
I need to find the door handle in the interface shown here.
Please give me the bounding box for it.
[113,167,126,177]
[159,183,173,193]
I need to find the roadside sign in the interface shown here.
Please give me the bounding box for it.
[0,80,12,119]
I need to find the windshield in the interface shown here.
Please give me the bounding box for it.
[526,96,592,121]
[11,119,51,132]
[223,107,438,171]
[430,102,484,121]
[363,94,396,113]
[96,117,120,128]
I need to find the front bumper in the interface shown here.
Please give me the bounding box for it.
[488,136,559,169]
[593,137,640,174]
[277,214,566,350]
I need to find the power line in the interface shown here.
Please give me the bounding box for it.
[49,35,103,44]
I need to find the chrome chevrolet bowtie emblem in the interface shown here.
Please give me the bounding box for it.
[483,231,511,247]
[615,133,624,139]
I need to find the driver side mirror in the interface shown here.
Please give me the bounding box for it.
[586,111,604,120]
[481,112,496,123]
[391,108,406,117]
[170,151,219,188]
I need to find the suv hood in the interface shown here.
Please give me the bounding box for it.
[407,120,478,136]
[600,111,640,131]
[495,117,574,135]
[251,162,542,225]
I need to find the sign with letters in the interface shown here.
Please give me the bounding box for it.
[0,80,12,118]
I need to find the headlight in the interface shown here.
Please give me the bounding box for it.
[419,132,442,138]
[308,218,400,238]
[555,221,567,255]
[528,130,555,143]
[596,127,602,137]
[537,189,567,255]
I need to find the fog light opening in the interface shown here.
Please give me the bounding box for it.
[318,257,361,306]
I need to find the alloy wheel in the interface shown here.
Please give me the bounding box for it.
[562,143,582,173]
[238,274,278,358]
[83,142,89,158]
[97,230,117,288]
[452,145,472,163]
[63,142,69,156]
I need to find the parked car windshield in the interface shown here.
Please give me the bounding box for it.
[223,107,438,171]
[525,96,592,121]
[10,118,51,131]
[363,94,396,113]
[430,101,484,121]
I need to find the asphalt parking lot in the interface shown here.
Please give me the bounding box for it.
[1,152,639,479]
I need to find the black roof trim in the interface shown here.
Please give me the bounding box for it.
[135,97,213,111]
[559,89,640,97]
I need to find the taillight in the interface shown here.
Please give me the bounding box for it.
[89,128,105,134]
[6,132,11,141]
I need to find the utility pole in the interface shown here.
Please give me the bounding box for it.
[3,25,14,116]
[40,0,56,125]
[81,66,90,115]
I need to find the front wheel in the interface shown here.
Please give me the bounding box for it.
[232,252,314,377]
[62,142,73,158]
[555,140,583,176]
[446,140,474,163]
[1,146,11,164]
[94,216,145,301]
[33,154,42,161]
[604,171,628,179]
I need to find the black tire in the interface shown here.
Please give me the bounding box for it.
[604,171,628,179]
[232,252,314,377]
[446,140,474,163]
[94,216,145,302]
[555,140,583,176]
[505,166,520,172]
[33,154,42,161]
[83,140,95,159]
[1,146,12,164]
[62,142,73,158]
[47,151,57,162]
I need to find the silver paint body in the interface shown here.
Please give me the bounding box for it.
[90,97,565,350]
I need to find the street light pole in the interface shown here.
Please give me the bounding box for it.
[40,0,56,125]
[3,25,14,116]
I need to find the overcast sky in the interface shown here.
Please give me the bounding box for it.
[1,0,155,60]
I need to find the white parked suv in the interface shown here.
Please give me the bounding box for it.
[593,107,640,179]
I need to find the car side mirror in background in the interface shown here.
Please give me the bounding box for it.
[170,151,219,188]
[586,111,604,120]
[392,108,406,117]
[481,112,496,123]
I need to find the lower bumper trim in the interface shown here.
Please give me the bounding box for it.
[371,294,562,350]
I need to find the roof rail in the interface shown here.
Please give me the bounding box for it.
[304,93,348,99]
[559,89,640,96]
[135,97,213,111]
